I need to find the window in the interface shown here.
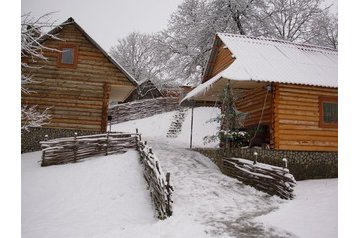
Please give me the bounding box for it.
[57,44,78,68]
[319,96,338,128]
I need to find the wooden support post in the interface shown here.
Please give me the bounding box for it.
[105,131,110,156]
[253,152,258,165]
[282,158,288,169]
[190,106,194,149]
[41,135,49,166]
[73,132,78,163]
[165,172,173,217]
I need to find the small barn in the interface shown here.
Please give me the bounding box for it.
[124,79,163,102]
[182,33,338,152]
[21,17,137,151]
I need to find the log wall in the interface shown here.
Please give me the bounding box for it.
[203,41,235,82]
[22,23,134,132]
[273,84,338,152]
[235,86,273,128]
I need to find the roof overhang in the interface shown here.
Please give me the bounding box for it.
[181,73,268,104]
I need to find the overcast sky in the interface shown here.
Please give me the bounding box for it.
[21,0,184,51]
[22,0,337,51]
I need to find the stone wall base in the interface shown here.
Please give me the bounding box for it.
[194,147,338,181]
[21,127,99,153]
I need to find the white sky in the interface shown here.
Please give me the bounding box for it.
[21,0,184,51]
[21,0,338,51]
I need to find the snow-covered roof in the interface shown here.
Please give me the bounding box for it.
[183,33,337,102]
[39,17,138,87]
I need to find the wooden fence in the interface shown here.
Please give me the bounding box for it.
[222,158,296,199]
[137,134,173,219]
[40,132,137,166]
[108,97,179,124]
[39,131,173,219]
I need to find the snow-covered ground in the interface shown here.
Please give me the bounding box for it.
[22,107,337,238]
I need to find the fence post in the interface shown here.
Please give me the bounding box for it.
[282,158,288,169]
[165,172,173,217]
[253,151,258,165]
[41,134,48,166]
[73,132,78,163]
[105,131,110,156]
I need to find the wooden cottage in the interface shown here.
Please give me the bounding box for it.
[22,17,137,134]
[182,33,338,152]
[124,79,163,102]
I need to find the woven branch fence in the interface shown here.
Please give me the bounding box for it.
[108,97,179,124]
[222,158,296,199]
[40,132,137,166]
[137,134,173,219]
[39,131,173,219]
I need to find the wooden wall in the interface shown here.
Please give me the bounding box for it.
[203,41,235,82]
[22,23,134,132]
[235,87,273,127]
[273,83,338,152]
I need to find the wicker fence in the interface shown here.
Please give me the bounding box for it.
[108,97,179,124]
[222,158,296,199]
[40,131,173,219]
[137,134,173,219]
[40,132,137,166]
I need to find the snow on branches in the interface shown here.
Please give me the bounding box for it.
[21,12,60,132]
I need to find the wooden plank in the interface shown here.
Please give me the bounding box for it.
[279,134,338,142]
[101,83,110,132]
[278,144,337,152]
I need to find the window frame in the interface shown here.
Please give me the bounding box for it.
[319,96,338,128]
[57,43,79,68]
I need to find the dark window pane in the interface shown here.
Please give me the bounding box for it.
[61,48,74,64]
[323,102,338,123]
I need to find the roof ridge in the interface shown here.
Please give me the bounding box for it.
[216,32,337,53]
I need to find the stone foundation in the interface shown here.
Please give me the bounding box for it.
[194,147,338,181]
[21,127,99,153]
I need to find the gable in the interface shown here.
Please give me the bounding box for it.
[202,37,235,83]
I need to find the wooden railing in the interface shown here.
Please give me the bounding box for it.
[222,158,296,199]
[40,132,137,166]
[137,134,173,219]
[108,97,179,124]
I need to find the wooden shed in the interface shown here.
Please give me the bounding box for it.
[182,33,338,152]
[22,17,137,133]
[124,79,163,103]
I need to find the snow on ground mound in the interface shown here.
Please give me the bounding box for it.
[255,179,338,238]
[111,106,221,148]
[22,150,155,238]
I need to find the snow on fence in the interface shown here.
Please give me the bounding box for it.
[40,132,137,166]
[222,158,296,200]
[137,133,173,219]
[108,97,179,124]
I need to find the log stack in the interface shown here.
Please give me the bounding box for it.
[222,158,296,199]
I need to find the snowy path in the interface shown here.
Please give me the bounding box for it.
[148,138,293,237]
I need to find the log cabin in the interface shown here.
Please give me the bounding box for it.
[123,79,163,103]
[21,18,138,152]
[22,17,137,133]
[182,33,338,152]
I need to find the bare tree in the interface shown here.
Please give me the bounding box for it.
[109,32,162,84]
[253,0,329,42]
[21,12,59,131]
[109,0,337,87]
[309,11,338,49]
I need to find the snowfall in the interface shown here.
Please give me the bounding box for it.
[22,107,337,238]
